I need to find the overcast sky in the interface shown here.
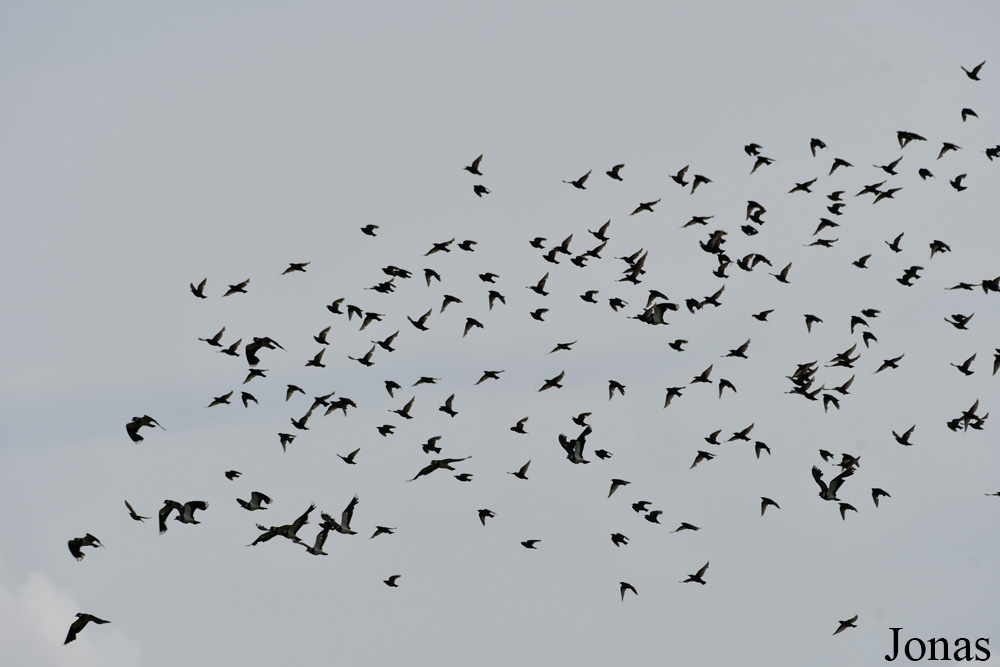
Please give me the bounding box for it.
[2,2,999,665]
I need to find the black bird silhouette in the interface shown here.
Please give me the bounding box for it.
[950,173,967,191]
[125,415,163,444]
[237,491,272,511]
[67,533,104,561]
[189,278,207,299]
[682,561,710,585]
[564,170,591,189]
[360,224,378,236]
[64,613,110,644]
[670,165,689,186]
[834,615,858,635]
[124,500,150,522]
[606,164,624,180]
[408,457,471,482]
[223,278,249,296]
[812,466,853,501]
[962,60,985,80]
[473,185,490,197]
[464,154,483,175]
[761,497,780,516]
[810,138,826,156]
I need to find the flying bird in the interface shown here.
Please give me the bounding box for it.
[464,154,483,175]
[64,613,110,644]
[564,170,591,189]
[124,500,150,522]
[833,615,858,635]
[237,491,272,511]
[682,561,710,585]
[67,534,104,561]
[962,60,985,80]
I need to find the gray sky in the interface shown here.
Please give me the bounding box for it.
[2,2,999,665]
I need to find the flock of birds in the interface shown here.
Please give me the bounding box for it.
[63,61,997,647]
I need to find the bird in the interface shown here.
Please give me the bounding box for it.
[439,394,458,417]
[788,178,817,193]
[608,380,626,400]
[237,491,272,511]
[828,157,853,175]
[64,613,110,644]
[207,391,233,407]
[282,262,310,274]
[950,173,968,191]
[804,314,823,333]
[761,497,780,516]
[521,540,540,549]
[464,154,483,175]
[124,500,150,522]
[198,327,226,347]
[670,165,689,186]
[810,138,826,156]
[632,501,651,513]
[473,184,490,197]
[812,466,854,501]
[892,425,915,446]
[509,460,531,480]
[476,370,504,385]
[952,353,976,376]
[538,371,565,391]
[159,500,208,534]
[278,433,296,452]
[391,397,415,420]
[690,365,713,384]
[305,348,326,368]
[611,533,629,547]
[528,272,549,296]
[872,488,891,507]
[510,417,529,434]
[67,533,104,561]
[189,278,207,298]
[408,457,472,482]
[384,575,401,587]
[564,170,591,189]
[301,526,331,556]
[961,108,978,122]
[630,199,660,215]
[672,522,700,533]
[962,60,985,80]
[833,615,858,635]
[338,447,361,464]
[606,164,624,180]
[682,561,710,585]
[690,451,715,469]
[663,387,684,408]
[874,156,902,175]
[690,174,712,193]
[249,503,315,546]
[223,278,249,296]
[125,415,164,444]
[370,526,395,539]
[620,582,638,600]
[885,232,904,253]
[360,224,379,236]
[645,510,663,524]
[608,478,630,498]
[478,509,496,526]
[875,354,905,373]
[321,495,360,535]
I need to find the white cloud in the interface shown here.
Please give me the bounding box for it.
[0,570,141,667]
